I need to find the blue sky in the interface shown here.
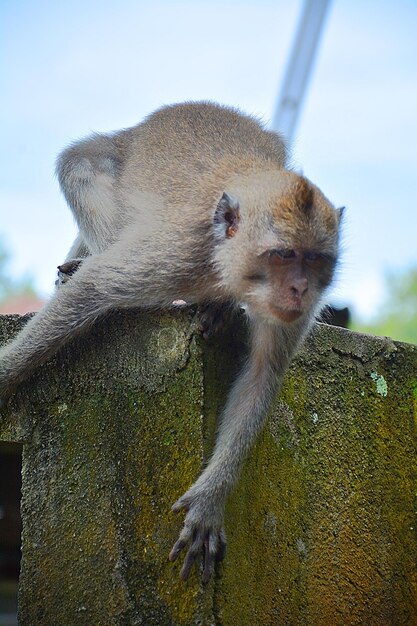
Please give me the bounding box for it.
[1,0,416,318]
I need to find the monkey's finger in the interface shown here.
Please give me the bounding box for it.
[171,495,190,513]
[180,553,196,581]
[180,536,202,581]
[216,528,227,562]
[169,538,188,562]
[169,522,194,562]
[202,532,217,584]
[202,529,227,583]
[179,529,203,580]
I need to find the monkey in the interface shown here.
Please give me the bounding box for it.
[0,101,343,583]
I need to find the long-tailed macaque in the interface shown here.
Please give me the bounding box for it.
[0,102,343,583]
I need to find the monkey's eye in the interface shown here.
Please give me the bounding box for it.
[245,272,266,282]
[304,251,321,262]
[268,249,297,261]
[304,252,335,264]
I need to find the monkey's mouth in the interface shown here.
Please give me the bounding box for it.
[268,305,303,323]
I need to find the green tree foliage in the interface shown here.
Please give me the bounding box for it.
[353,267,417,345]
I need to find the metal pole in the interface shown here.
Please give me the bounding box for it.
[272,0,332,142]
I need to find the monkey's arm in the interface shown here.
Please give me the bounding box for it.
[0,243,182,402]
[169,318,307,582]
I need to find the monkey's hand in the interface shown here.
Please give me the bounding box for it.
[169,486,227,583]
[197,302,234,340]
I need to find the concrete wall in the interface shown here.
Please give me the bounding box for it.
[0,310,416,625]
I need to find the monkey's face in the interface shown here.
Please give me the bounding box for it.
[243,247,338,323]
[213,171,343,324]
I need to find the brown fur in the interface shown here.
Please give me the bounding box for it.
[0,101,343,582]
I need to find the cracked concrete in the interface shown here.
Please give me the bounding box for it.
[1,310,416,625]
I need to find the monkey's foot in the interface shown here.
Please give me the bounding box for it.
[169,492,227,583]
[197,302,234,340]
[55,259,84,287]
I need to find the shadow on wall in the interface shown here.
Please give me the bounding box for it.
[0,443,22,626]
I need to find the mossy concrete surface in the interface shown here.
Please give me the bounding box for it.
[0,310,416,625]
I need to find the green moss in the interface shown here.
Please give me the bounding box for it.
[1,313,416,625]
[1,311,214,625]
[214,325,417,625]
[370,370,389,396]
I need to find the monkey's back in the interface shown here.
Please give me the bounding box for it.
[118,102,287,209]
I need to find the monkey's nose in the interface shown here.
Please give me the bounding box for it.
[291,278,308,299]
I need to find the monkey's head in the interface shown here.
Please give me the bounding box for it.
[213,171,343,324]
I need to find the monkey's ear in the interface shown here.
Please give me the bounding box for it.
[336,206,346,224]
[214,192,240,239]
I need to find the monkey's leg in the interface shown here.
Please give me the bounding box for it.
[170,318,308,582]
[56,135,123,253]
[0,243,181,403]
[65,234,91,261]
[55,235,91,287]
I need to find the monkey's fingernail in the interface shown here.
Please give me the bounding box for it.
[169,537,188,562]
[216,532,227,562]
[169,548,179,562]
[180,559,193,581]
[169,547,180,562]
[172,498,189,512]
